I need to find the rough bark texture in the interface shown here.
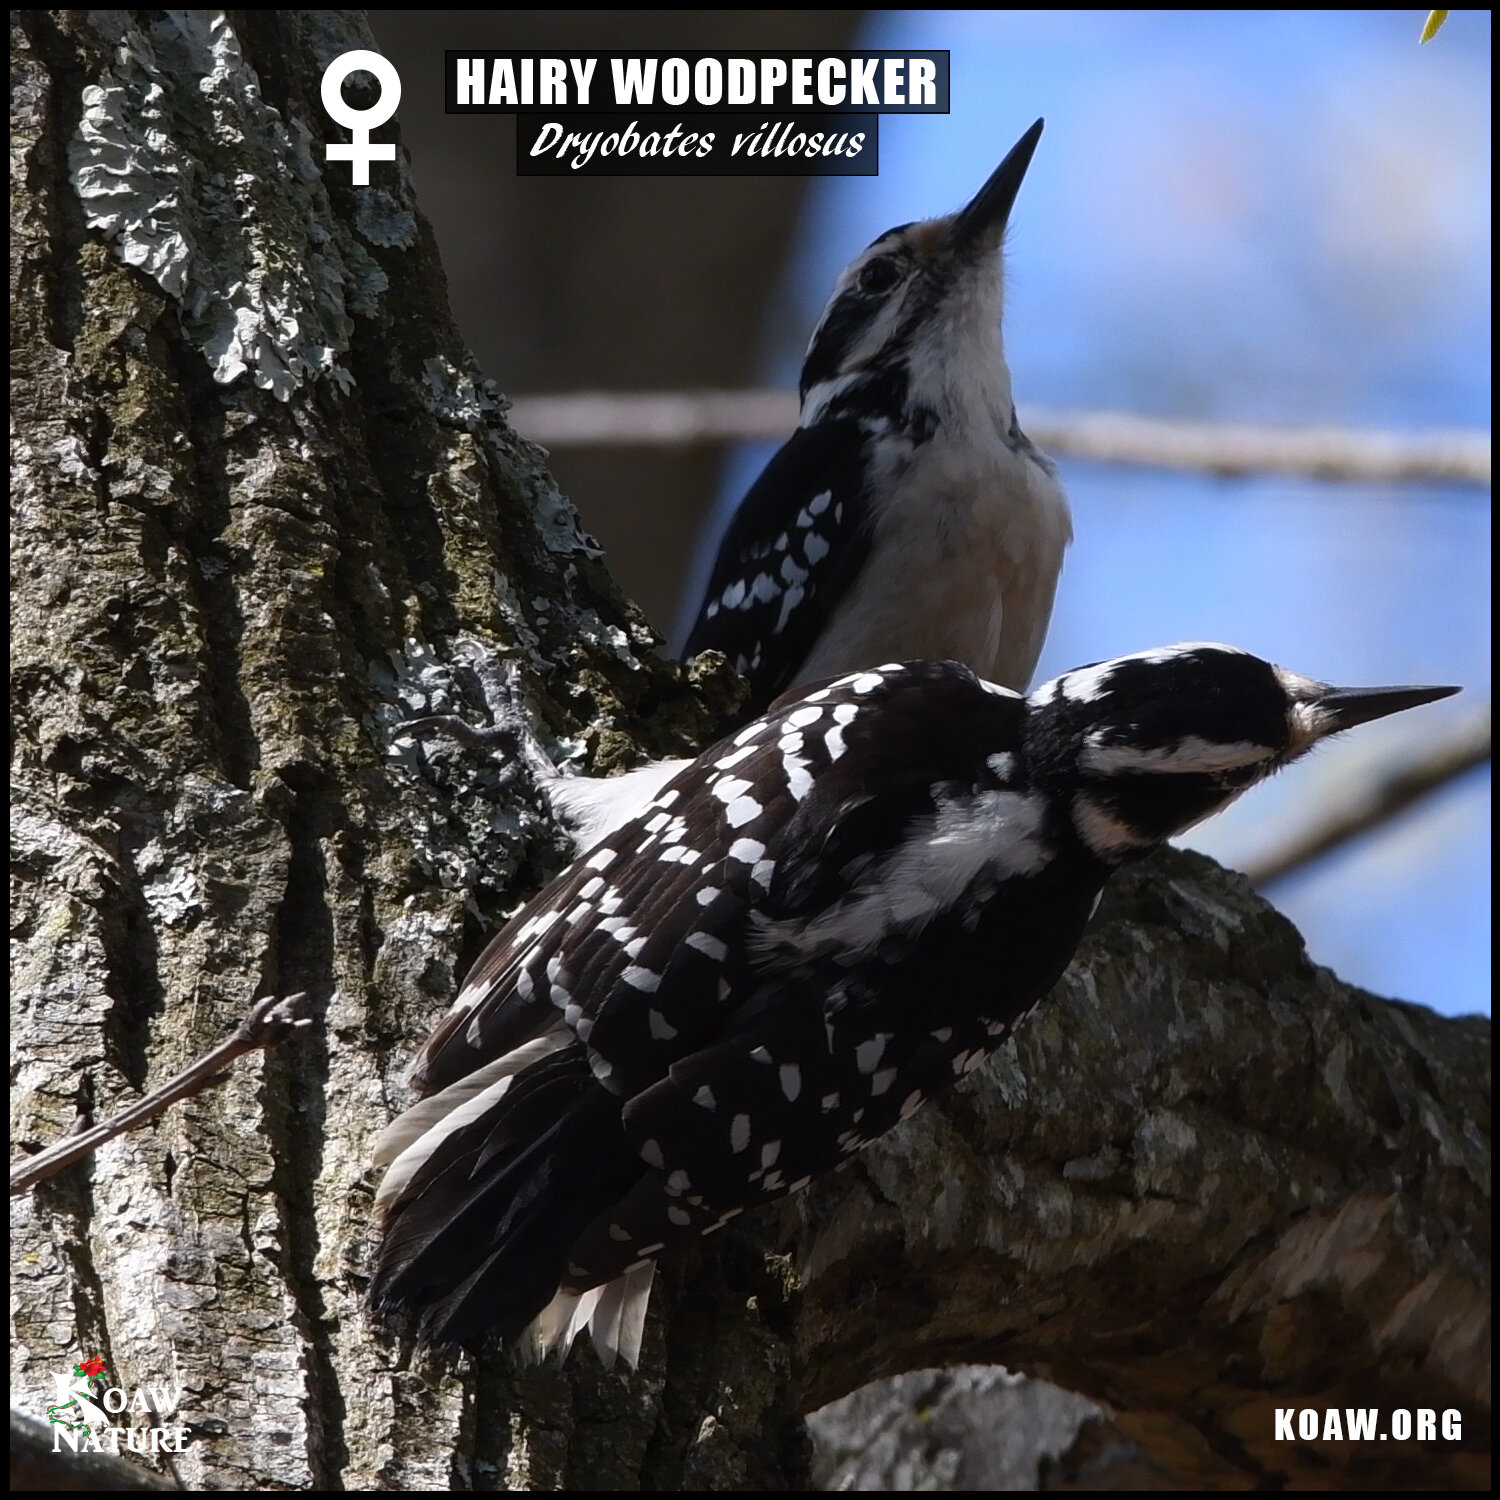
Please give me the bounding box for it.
[367,9,866,635]
[809,1367,1114,1490]
[794,858,1490,1489]
[10,11,1490,1492]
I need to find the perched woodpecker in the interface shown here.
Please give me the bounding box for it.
[536,120,1070,851]
[683,119,1070,713]
[372,646,1456,1367]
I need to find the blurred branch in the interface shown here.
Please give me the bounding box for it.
[1025,409,1489,486]
[508,391,1492,488]
[512,389,796,447]
[1246,705,1491,887]
[10,1408,178,1491]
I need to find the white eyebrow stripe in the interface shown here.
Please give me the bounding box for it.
[1081,734,1272,775]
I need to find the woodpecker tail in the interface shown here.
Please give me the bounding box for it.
[371,1044,645,1354]
[520,1261,657,1371]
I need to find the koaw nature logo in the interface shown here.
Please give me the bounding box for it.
[46,1355,190,1455]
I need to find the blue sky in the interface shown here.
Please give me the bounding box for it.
[694,11,1491,1016]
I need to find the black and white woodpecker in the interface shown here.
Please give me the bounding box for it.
[372,646,1457,1368]
[683,117,1069,710]
[541,119,1069,850]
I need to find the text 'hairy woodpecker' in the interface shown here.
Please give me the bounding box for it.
[371,647,1456,1368]
[683,118,1071,714]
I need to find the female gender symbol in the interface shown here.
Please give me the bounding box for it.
[321,50,401,185]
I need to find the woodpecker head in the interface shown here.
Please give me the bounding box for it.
[1027,644,1459,860]
[798,118,1045,425]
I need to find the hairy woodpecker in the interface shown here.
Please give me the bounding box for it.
[372,646,1456,1367]
[538,120,1070,851]
[683,119,1070,713]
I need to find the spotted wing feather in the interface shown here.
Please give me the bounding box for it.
[374,662,1056,1350]
[683,421,873,713]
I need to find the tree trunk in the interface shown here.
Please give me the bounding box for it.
[366,9,867,635]
[10,11,1489,1491]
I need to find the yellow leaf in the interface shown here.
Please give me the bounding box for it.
[1420,10,1450,43]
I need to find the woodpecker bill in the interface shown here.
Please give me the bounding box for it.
[371,646,1456,1367]
[683,117,1070,713]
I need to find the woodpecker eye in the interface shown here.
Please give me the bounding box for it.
[856,257,903,296]
[1215,763,1265,791]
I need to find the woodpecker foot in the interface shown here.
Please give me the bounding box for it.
[405,644,563,786]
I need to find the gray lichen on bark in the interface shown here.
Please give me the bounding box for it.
[10,9,1489,1492]
[808,1366,1119,1490]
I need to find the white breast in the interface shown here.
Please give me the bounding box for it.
[797,430,1071,693]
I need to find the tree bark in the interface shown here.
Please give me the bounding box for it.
[794,855,1490,1489]
[10,11,1489,1492]
[367,10,868,636]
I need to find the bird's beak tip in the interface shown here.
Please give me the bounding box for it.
[953,119,1046,248]
[1317,682,1461,733]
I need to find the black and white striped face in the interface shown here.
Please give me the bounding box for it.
[1029,644,1458,858]
[798,120,1044,418]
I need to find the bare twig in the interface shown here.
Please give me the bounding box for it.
[9,993,314,1196]
[507,390,1491,488]
[1246,707,1491,887]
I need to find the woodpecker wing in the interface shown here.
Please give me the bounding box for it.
[373,661,1055,1351]
[398,660,1025,1105]
[682,419,873,713]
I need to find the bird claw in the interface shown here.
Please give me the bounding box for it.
[403,645,564,786]
[405,714,521,753]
